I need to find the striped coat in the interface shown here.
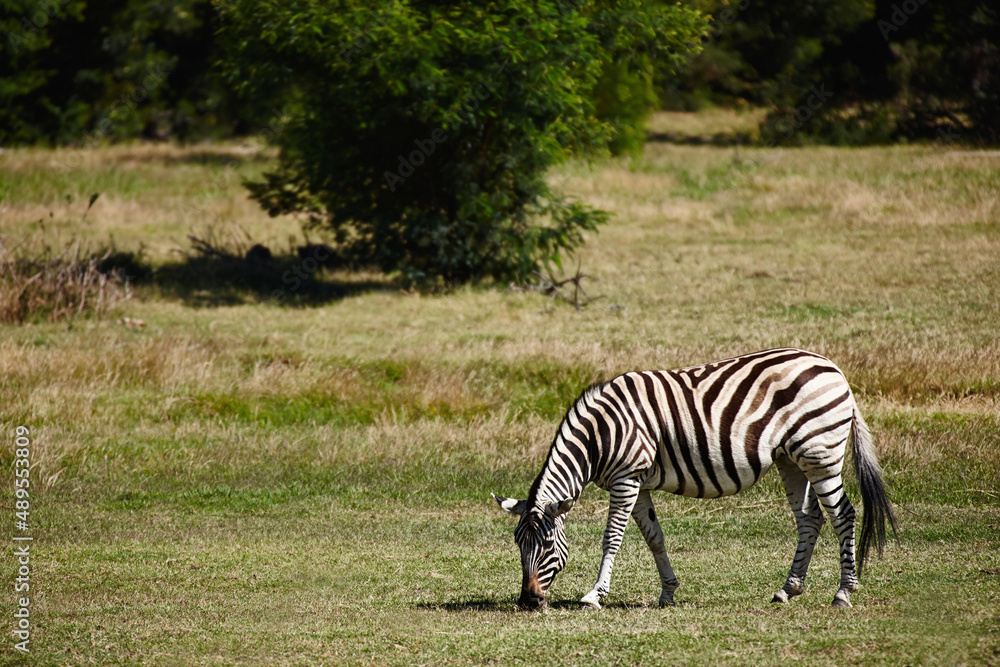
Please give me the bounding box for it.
[495,348,896,610]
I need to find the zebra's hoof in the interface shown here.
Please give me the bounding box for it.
[771,590,789,604]
[658,598,676,608]
[831,592,852,608]
[580,591,601,610]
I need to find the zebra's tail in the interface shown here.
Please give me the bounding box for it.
[851,403,899,577]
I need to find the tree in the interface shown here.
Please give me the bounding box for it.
[776,0,999,145]
[218,0,708,284]
[660,0,873,110]
[661,0,998,145]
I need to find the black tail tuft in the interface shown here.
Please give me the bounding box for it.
[852,407,899,577]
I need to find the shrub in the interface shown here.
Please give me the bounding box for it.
[218,0,708,284]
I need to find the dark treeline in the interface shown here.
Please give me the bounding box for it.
[664,0,998,145]
[1,0,264,144]
[2,0,997,146]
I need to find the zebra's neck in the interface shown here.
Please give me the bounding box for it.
[528,426,593,508]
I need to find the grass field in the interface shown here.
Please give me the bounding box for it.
[1,111,999,665]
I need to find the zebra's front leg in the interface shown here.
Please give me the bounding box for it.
[631,490,680,607]
[581,478,641,610]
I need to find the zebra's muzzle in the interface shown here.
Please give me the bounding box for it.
[518,590,546,610]
[519,574,547,610]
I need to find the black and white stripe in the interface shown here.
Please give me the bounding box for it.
[495,348,897,609]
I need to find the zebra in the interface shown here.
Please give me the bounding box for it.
[493,348,897,610]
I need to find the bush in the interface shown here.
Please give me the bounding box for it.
[218,0,707,284]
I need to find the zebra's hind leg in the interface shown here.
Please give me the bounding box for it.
[806,470,859,608]
[631,490,680,607]
[581,477,641,610]
[772,456,826,605]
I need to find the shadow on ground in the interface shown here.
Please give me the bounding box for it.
[160,150,275,168]
[414,597,671,612]
[646,129,756,146]
[108,148,275,169]
[415,598,516,612]
[105,248,395,308]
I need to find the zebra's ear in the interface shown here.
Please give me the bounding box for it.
[545,498,574,519]
[492,493,526,516]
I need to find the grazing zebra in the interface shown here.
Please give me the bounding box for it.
[493,348,897,610]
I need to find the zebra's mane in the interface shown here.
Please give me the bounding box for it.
[579,380,611,404]
[525,379,611,506]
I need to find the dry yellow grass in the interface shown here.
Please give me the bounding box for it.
[1,136,998,483]
[645,108,768,139]
[0,142,302,258]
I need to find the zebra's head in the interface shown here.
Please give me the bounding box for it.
[492,493,574,609]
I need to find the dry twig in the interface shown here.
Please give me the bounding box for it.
[507,260,596,311]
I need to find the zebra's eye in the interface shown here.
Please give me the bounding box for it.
[542,535,555,548]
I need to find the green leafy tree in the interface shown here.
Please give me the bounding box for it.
[593,60,658,155]
[219,0,708,283]
[589,2,709,153]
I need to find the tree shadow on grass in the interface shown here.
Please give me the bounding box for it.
[114,149,275,169]
[106,249,396,308]
[646,129,756,146]
[161,150,275,168]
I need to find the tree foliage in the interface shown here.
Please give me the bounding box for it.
[218,0,708,284]
[663,0,998,145]
[787,0,1000,145]
[1,0,86,143]
[0,0,259,144]
[660,0,873,110]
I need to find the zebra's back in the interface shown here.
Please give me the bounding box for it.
[592,348,855,498]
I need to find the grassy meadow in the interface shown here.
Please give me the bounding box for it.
[1,111,999,665]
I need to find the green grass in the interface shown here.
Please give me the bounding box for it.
[20,485,1000,665]
[2,129,1000,664]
